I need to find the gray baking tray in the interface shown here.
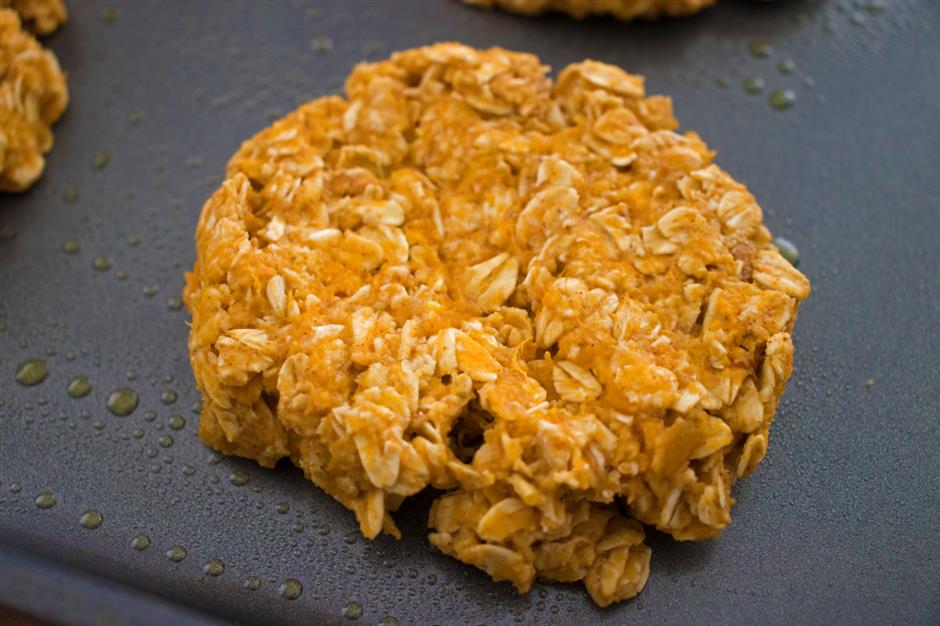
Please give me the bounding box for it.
[0,1,938,624]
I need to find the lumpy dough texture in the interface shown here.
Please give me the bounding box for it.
[185,43,810,607]
[0,0,67,35]
[0,8,68,192]
[465,0,714,20]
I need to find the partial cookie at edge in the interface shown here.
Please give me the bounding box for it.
[0,8,68,192]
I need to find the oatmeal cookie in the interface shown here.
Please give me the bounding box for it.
[0,0,67,35]
[464,0,714,20]
[185,42,809,606]
[0,8,68,192]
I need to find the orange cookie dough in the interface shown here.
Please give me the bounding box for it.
[185,43,809,607]
[0,8,68,192]
[0,0,67,35]
[465,0,714,20]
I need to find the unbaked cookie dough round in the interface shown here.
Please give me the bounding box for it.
[185,43,809,607]
[0,8,68,192]
[464,0,715,20]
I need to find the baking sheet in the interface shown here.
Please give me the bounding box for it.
[1,1,938,624]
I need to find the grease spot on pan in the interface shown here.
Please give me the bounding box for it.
[35,491,56,509]
[342,602,363,620]
[165,545,187,562]
[80,509,103,529]
[92,255,112,271]
[106,388,139,416]
[16,359,48,386]
[278,578,303,600]
[67,375,92,398]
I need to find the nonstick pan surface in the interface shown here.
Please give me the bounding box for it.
[1,1,938,624]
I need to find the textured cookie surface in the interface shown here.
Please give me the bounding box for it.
[0,8,68,192]
[185,42,809,606]
[0,0,67,35]
[465,0,714,20]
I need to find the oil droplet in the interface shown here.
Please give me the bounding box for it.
[67,375,92,398]
[132,428,145,439]
[166,545,187,562]
[748,40,773,58]
[92,255,112,271]
[131,533,151,550]
[776,60,796,75]
[92,150,111,170]
[80,509,103,529]
[128,234,141,246]
[769,89,796,110]
[292,522,305,533]
[144,409,156,422]
[378,617,399,626]
[342,602,363,620]
[773,237,800,266]
[276,502,290,514]
[115,270,128,280]
[107,388,138,416]
[65,351,77,361]
[145,447,158,459]
[310,36,333,53]
[167,297,183,311]
[278,579,302,600]
[35,491,56,509]
[10,483,22,493]
[160,390,177,405]
[93,419,105,430]
[182,465,195,476]
[16,359,48,386]
[158,434,174,448]
[244,577,261,591]
[63,183,79,202]
[168,415,185,430]
[203,559,225,576]
[63,239,80,254]
[230,470,249,486]
[99,6,117,23]
[865,0,885,14]
[742,76,765,95]
[143,285,158,298]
